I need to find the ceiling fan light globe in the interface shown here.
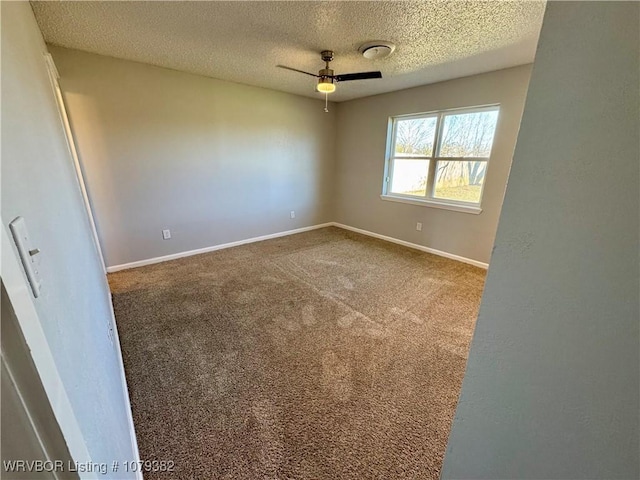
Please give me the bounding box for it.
[316,80,336,94]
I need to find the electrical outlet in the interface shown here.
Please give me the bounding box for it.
[416,222,422,231]
[162,229,171,240]
[290,211,296,219]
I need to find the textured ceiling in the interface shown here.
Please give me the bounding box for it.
[31,1,546,102]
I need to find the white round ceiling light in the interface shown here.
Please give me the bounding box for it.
[358,41,396,60]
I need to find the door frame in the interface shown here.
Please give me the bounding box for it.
[43,53,106,273]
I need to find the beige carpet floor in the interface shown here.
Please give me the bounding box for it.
[109,227,485,479]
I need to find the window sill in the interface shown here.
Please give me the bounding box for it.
[380,194,483,214]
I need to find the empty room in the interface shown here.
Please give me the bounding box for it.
[2,1,638,479]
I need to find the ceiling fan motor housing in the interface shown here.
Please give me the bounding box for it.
[319,68,334,79]
[321,50,334,63]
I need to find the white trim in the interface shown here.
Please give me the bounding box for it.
[43,53,107,274]
[392,103,501,120]
[1,360,64,480]
[1,227,98,479]
[332,222,489,269]
[105,291,143,479]
[107,221,487,273]
[106,223,334,273]
[380,194,482,214]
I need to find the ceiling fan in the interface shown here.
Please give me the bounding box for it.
[277,50,382,97]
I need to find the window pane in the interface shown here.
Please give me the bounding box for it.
[439,110,499,157]
[434,160,486,203]
[395,116,437,156]
[390,159,429,196]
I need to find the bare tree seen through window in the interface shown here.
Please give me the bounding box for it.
[390,116,436,195]
[435,110,498,202]
[387,107,499,203]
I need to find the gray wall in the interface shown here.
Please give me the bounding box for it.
[49,46,337,268]
[50,48,532,268]
[442,2,639,478]
[1,2,136,475]
[334,65,532,264]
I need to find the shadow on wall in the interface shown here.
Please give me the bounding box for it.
[52,46,336,268]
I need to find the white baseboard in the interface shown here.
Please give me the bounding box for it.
[106,223,334,273]
[331,223,489,269]
[106,289,143,479]
[107,221,488,273]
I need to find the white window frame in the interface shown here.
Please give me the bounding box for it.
[381,104,500,214]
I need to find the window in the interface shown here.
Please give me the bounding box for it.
[383,105,499,211]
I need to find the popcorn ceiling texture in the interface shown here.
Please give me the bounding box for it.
[108,227,485,479]
[31,1,545,102]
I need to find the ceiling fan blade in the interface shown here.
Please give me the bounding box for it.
[334,71,383,82]
[277,65,319,77]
